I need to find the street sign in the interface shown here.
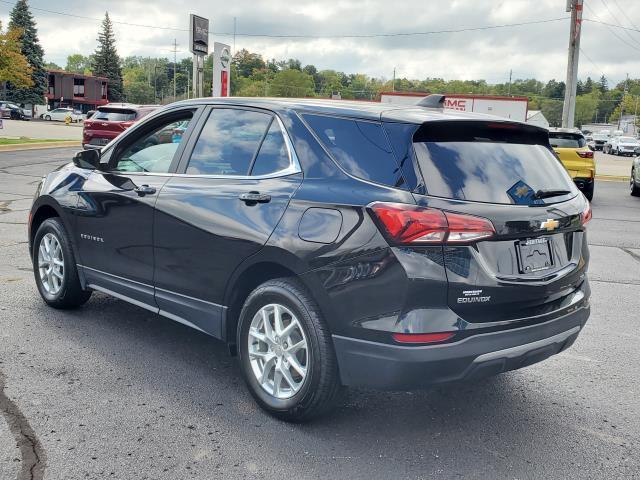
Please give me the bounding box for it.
[189,14,209,55]
[212,42,231,97]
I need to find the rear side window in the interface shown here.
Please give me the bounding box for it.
[413,122,577,205]
[548,133,586,148]
[186,108,273,175]
[250,120,290,176]
[94,109,136,122]
[303,114,402,187]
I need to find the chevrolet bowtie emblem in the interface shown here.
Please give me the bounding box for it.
[540,219,559,231]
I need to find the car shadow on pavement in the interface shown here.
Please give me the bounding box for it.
[28,291,584,472]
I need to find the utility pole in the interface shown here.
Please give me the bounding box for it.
[508,69,513,95]
[618,73,629,130]
[172,39,178,100]
[392,68,396,92]
[562,0,583,128]
[233,17,237,54]
[634,95,639,136]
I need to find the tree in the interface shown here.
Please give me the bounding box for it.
[5,0,46,106]
[539,99,564,127]
[0,21,33,96]
[232,49,266,78]
[542,79,565,99]
[65,54,91,74]
[597,75,608,94]
[92,12,123,101]
[44,61,61,70]
[268,69,314,97]
[575,92,600,126]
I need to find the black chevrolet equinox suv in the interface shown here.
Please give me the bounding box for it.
[29,97,591,421]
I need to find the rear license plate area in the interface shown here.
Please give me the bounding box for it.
[517,237,553,273]
[90,138,109,146]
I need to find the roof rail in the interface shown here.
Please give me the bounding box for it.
[416,94,446,110]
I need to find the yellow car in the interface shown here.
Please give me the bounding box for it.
[548,128,595,201]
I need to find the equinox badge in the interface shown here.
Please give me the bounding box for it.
[540,219,559,231]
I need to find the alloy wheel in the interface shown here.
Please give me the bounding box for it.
[37,232,64,295]
[247,303,309,400]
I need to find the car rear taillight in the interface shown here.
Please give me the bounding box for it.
[369,202,495,245]
[392,332,455,344]
[577,150,594,158]
[580,202,592,226]
[121,121,134,129]
[84,121,93,128]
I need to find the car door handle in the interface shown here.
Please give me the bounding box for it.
[239,192,271,204]
[134,184,156,196]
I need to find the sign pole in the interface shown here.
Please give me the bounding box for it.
[189,13,210,99]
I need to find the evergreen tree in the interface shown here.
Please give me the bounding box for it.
[6,0,46,106]
[92,12,123,102]
[597,74,608,94]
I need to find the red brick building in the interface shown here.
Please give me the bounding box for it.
[46,70,109,113]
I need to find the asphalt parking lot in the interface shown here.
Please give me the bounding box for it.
[1,148,639,480]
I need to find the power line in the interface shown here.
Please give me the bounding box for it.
[583,4,640,52]
[598,0,640,48]
[579,47,606,78]
[610,0,640,34]
[0,1,568,38]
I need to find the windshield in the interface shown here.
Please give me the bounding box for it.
[592,134,607,140]
[413,141,577,205]
[548,133,586,148]
[619,137,637,143]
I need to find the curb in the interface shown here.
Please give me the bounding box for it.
[0,141,81,152]
[595,175,628,182]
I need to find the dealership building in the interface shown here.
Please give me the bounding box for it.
[45,70,109,113]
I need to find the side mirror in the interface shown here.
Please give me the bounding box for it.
[73,148,101,170]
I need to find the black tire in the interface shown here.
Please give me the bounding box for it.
[44,115,51,121]
[32,218,91,309]
[631,169,640,197]
[583,183,594,201]
[237,278,343,422]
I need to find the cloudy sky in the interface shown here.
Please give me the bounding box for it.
[1,0,639,85]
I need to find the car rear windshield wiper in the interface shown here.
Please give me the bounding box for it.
[534,189,572,199]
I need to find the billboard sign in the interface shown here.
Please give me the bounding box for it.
[212,42,231,97]
[189,14,209,55]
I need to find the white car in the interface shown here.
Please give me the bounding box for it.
[604,135,640,156]
[43,108,83,123]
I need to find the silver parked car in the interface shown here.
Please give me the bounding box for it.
[630,148,640,196]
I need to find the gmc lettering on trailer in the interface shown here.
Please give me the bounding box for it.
[444,99,468,111]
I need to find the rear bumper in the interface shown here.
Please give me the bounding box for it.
[333,304,589,390]
[573,177,594,191]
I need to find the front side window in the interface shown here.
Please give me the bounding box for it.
[113,113,193,173]
[186,108,273,175]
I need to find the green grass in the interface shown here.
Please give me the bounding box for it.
[0,138,73,145]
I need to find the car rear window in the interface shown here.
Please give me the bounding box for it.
[302,114,402,187]
[548,133,586,148]
[93,109,136,122]
[413,122,577,205]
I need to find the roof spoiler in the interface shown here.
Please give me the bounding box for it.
[416,94,445,111]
